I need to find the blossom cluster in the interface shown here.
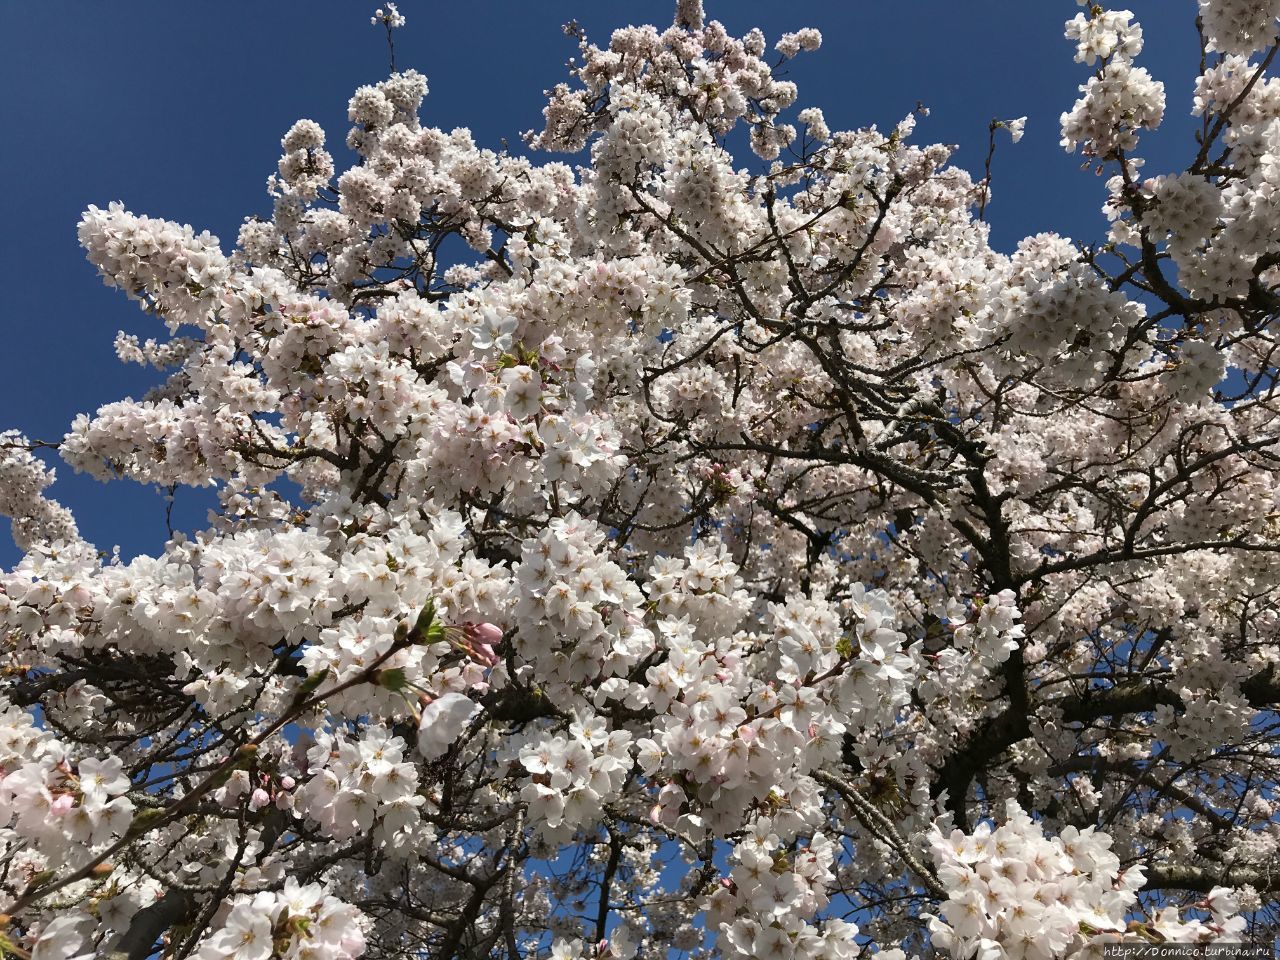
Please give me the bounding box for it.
[708,823,861,960]
[1199,0,1280,57]
[0,698,141,959]
[196,881,367,960]
[1,0,1279,955]
[0,433,78,550]
[296,725,425,848]
[928,802,1247,960]
[518,713,631,843]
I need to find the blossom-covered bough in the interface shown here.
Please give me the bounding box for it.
[3,0,1280,956]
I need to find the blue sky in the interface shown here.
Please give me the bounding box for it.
[0,1,1202,566]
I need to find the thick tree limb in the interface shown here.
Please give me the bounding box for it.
[104,889,195,960]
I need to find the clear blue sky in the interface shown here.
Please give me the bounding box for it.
[0,2,1200,567]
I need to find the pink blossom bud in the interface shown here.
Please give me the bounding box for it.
[50,794,75,817]
[249,788,272,812]
[466,621,504,647]
[279,776,296,790]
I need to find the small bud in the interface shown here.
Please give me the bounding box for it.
[128,807,168,835]
[465,621,504,647]
[294,667,330,700]
[414,599,437,637]
[26,870,55,890]
[376,667,409,692]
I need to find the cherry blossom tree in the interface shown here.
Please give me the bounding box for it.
[2,1,1280,957]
